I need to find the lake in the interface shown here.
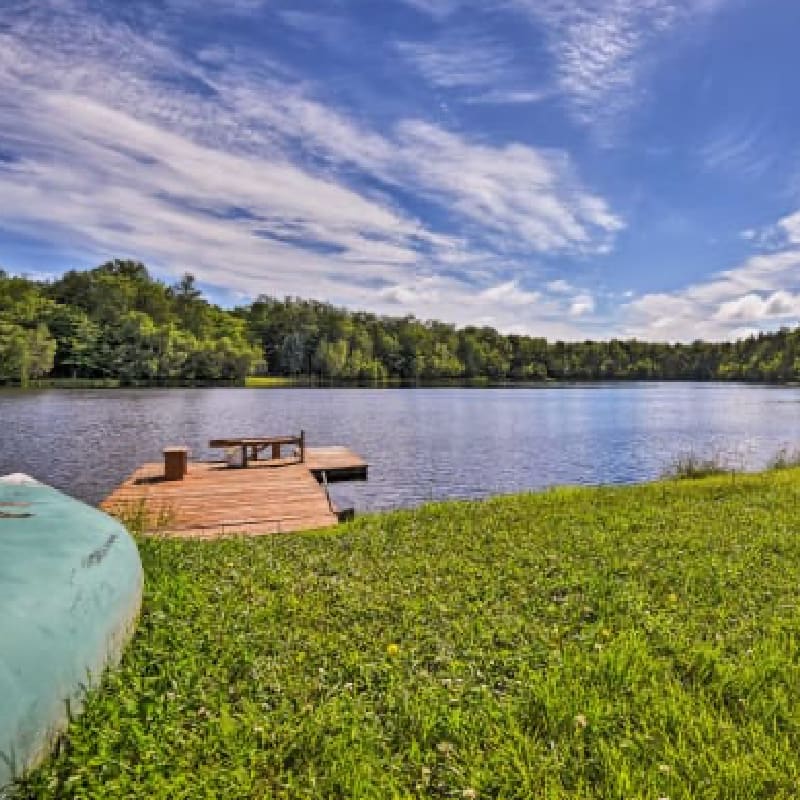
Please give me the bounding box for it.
[1,383,799,513]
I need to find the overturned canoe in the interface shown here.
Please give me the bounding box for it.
[0,474,143,790]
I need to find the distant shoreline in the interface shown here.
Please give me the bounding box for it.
[1,376,800,390]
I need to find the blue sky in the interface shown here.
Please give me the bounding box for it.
[2,0,800,340]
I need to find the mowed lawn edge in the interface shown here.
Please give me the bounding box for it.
[16,469,800,799]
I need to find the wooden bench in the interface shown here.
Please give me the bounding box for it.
[209,431,306,467]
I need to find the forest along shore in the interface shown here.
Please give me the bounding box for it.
[3,259,800,387]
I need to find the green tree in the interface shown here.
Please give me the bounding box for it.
[280,332,307,376]
[0,322,56,385]
[313,338,349,379]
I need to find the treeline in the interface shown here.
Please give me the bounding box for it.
[0,261,262,384]
[2,259,800,385]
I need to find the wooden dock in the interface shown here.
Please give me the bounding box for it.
[101,446,367,538]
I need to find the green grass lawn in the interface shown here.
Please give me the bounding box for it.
[244,376,303,387]
[17,471,800,798]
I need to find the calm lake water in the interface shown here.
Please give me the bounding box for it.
[1,383,799,512]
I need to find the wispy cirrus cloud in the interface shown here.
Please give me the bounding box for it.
[166,0,269,14]
[509,0,728,138]
[208,84,621,255]
[396,33,551,105]
[277,9,360,52]
[399,0,464,20]
[0,92,436,289]
[398,0,731,141]
[4,0,797,346]
[392,121,623,254]
[700,119,777,179]
[515,0,677,134]
[465,88,552,105]
[0,0,624,338]
[396,35,514,89]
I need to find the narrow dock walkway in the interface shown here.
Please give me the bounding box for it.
[101,447,367,538]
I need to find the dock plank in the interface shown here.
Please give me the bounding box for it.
[100,446,367,537]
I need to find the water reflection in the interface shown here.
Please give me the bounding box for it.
[0,383,798,511]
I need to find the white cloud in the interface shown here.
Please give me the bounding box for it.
[700,120,776,179]
[510,0,674,130]
[0,3,623,258]
[167,0,268,14]
[778,210,800,245]
[546,279,575,294]
[736,209,800,251]
[277,9,357,51]
[396,33,551,105]
[0,110,421,291]
[399,0,463,19]
[375,274,591,337]
[181,85,622,256]
[393,121,624,254]
[569,293,596,317]
[0,0,625,340]
[509,0,727,137]
[713,291,800,323]
[623,247,800,340]
[466,88,552,105]
[480,281,541,306]
[396,36,514,89]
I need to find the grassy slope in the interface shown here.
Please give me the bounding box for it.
[244,377,300,387]
[17,471,800,799]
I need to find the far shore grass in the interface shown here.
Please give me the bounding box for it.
[16,468,800,798]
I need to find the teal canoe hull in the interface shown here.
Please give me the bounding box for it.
[0,475,143,790]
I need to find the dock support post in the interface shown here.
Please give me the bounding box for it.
[163,447,189,481]
[300,429,306,463]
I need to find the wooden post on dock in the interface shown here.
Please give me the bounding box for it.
[300,429,306,463]
[163,446,189,481]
